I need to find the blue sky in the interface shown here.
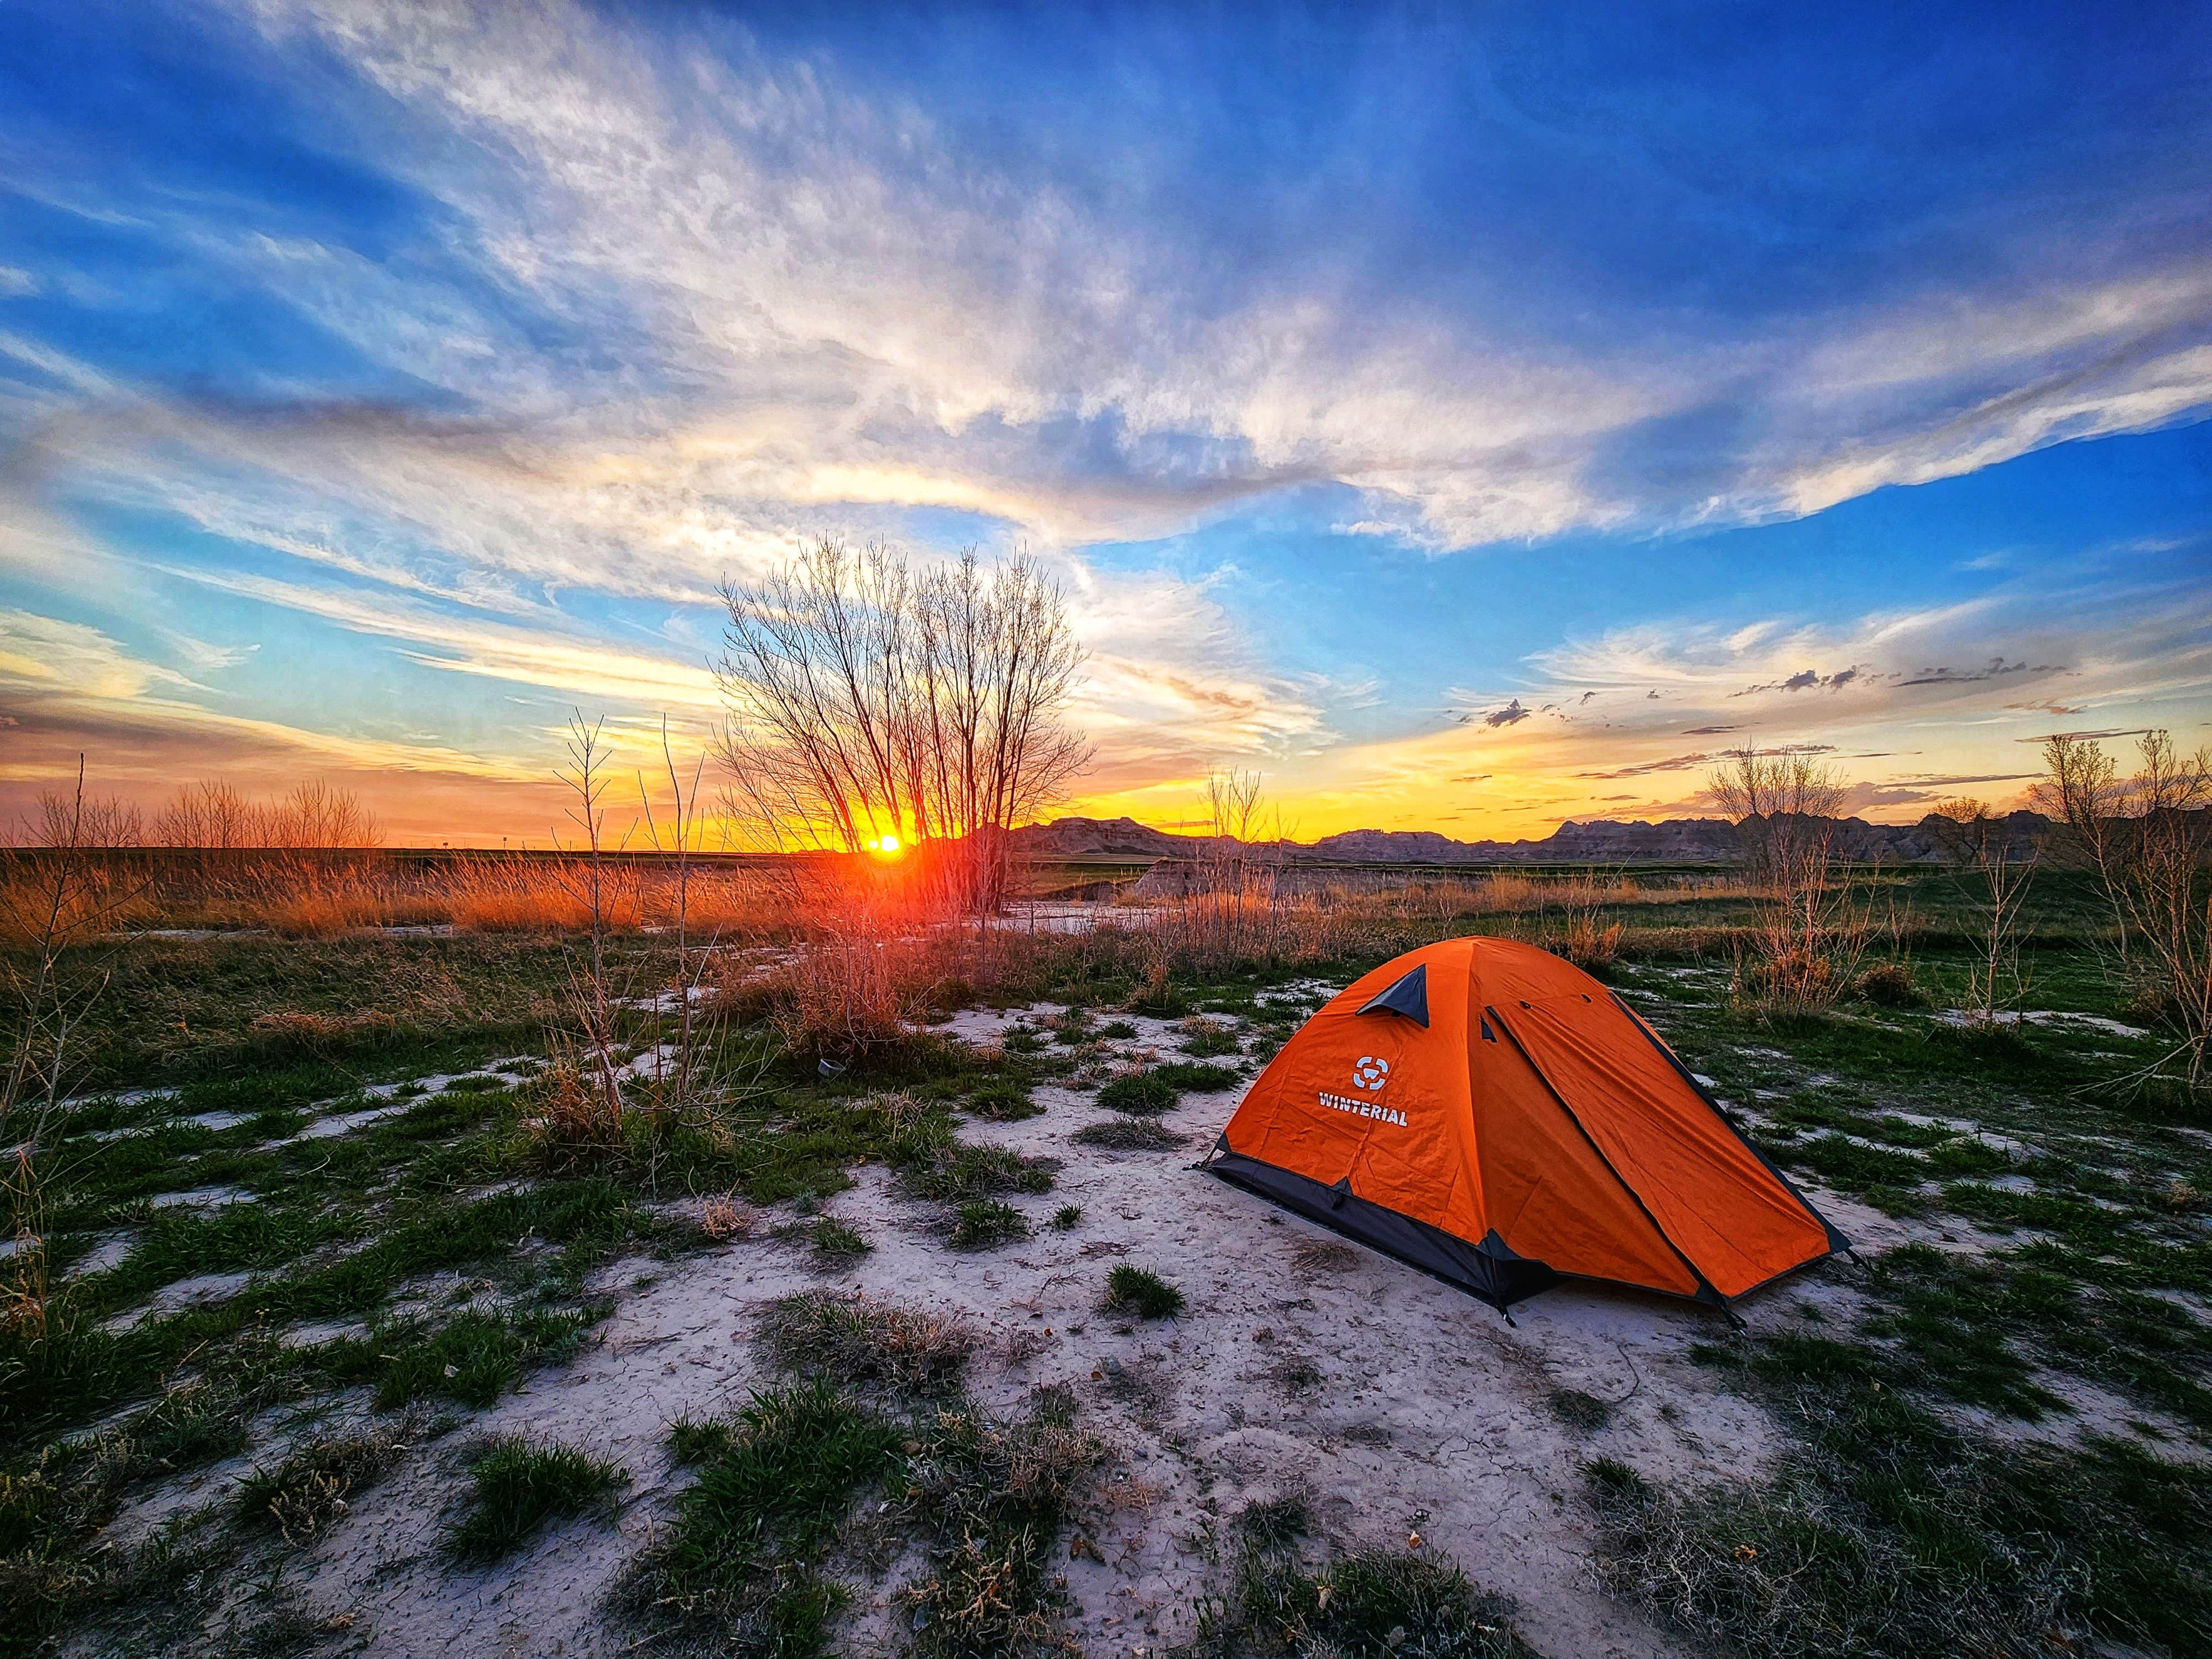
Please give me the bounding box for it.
[2,1,2208,841]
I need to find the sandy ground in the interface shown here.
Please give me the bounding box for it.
[168,998,1903,1659]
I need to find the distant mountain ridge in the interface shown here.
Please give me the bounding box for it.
[1008,810,2049,866]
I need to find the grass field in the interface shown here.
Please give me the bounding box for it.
[1,864,2206,1656]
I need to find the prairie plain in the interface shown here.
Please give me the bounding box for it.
[3,864,2209,1658]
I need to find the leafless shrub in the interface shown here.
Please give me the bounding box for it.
[152,779,257,849]
[3,762,154,1337]
[554,713,629,1124]
[33,789,143,849]
[2037,730,2212,1089]
[1931,797,2039,1023]
[154,779,381,849]
[1707,747,1877,1019]
[632,717,723,1117]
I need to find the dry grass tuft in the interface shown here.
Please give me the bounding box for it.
[247,1009,397,1052]
[1290,1237,1359,1275]
[895,1394,1107,1659]
[234,1417,422,1548]
[700,1193,755,1240]
[1550,911,1625,969]
[521,1057,628,1166]
[759,1288,977,1396]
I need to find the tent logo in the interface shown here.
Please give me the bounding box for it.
[1317,1088,1406,1126]
[1352,1056,1390,1091]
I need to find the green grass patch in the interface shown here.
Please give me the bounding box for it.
[807,1217,872,1267]
[948,1199,1027,1251]
[962,1079,1040,1121]
[1153,1060,1241,1092]
[1858,1244,2212,1428]
[353,1304,607,1410]
[1180,1023,1243,1058]
[1104,1265,1183,1319]
[889,1114,1055,1201]
[446,1433,627,1564]
[628,1379,901,1653]
[1097,1061,1241,1116]
[1096,1072,1177,1115]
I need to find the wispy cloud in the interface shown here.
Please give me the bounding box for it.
[0,608,536,792]
[7,0,2194,580]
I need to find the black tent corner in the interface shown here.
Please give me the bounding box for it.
[1204,1151,1562,1310]
[1358,962,1430,1027]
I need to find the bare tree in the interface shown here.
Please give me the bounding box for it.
[1705,745,1849,891]
[1932,797,2039,1024]
[152,779,380,849]
[262,781,383,849]
[715,538,918,854]
[34,790,142,849]
[714,537,1090,913]
[908,549,1092,908]
[2038,731,2212,1087]
[2033,732,2132,954]
[153,780,258,848]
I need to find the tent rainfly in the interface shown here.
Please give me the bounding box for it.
[1202,936,1846,1311]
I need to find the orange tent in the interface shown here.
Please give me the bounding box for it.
[1203,937,1845,1311]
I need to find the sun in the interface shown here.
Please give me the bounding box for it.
[867,833,904,858]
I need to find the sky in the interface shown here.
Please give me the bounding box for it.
[2,0,2209,846]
